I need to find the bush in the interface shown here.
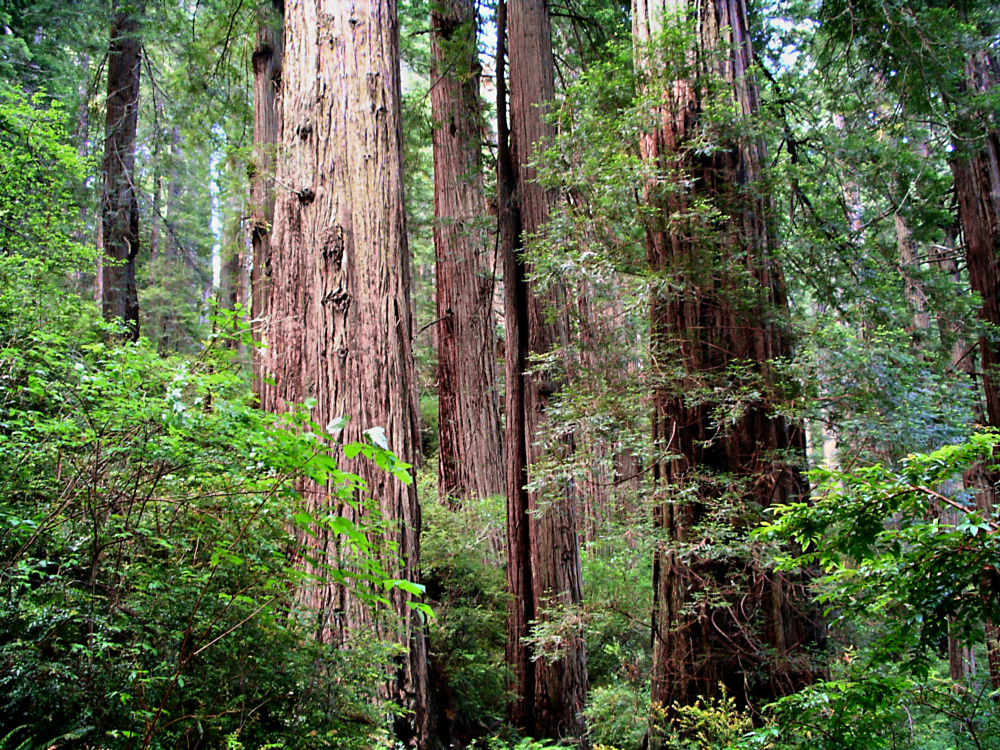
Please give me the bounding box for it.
[0,324,420,748]
[585,683,649,750]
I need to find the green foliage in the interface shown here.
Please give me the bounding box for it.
[756,432,1000,749]
[421,493,509,740]
[0,87,95,339]
[585,683,650,750]
[0,99,428,744]
[761,431,1000,671]
[758,666,1000,750]
[816,0,1000,135]
[652,688,761,750]
[0,320,423,748]
[791,323,977,460]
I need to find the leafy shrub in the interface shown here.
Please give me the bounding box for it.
[585,683,649,750]
[650,688,760,750]
[0,322,424,748]
[421,492,509,744]
[756,432,1000,750]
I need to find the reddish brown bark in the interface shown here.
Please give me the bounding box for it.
[501,0,587,741]
[497,2,535,735]
[430,0,504,507]
[261,2,429,745]
[101,1,143,340]
[250,1,282,398]
[951,49,1000,691]
[633,0,821,718]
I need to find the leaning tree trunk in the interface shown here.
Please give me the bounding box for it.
[101,1,143,340]
[951,49,1000,690]
[261,1,430,745]
[430,0,504,507]
[250,1,282,399]
[500,0,587,741]
[633,0,822,721]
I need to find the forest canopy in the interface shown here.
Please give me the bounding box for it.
[0,0,999,748]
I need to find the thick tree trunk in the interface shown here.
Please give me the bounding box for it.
[954,154,1000,423]
[633,0,821,719]
[501,0,587,741]
[262,2,429,745]
[951,49,1000,691]
[251,1,282,398]
[430,0,504,507]
[101,1,143,340]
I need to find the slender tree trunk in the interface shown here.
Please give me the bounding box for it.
[101,1,143,340]
[497,3,534,735]
[633,0,821,720]
[430,0,504,507]
[501,0,587,741]
[251,0,282,398]
[219,208,243,349]
[894,212,931,331]
[94,220,104,304]
[262,2,429,745]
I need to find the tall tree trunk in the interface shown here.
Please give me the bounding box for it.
[894,212,931,331]
[501,0,587,741]
[251,0,282,398]
[951,49,1000,690]
[101,1,143,340]
[633,0,821,720]
[430,0,504,507]
[497,2,534,735]
[262,1,429,745]
[219,208,244,349]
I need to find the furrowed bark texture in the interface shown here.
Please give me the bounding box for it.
[262,1,429,745]
[502,0,587,741]
[430,0,504,507]
[497,1,535,735]
[101,2,143,340]
[633,0,821,717]
[951,49,1000,690]
[251,1,282,397]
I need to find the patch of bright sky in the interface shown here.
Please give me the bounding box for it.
[765,11,817,73]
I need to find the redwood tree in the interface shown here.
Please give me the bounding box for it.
[101,0,143,339]
[951,50,1000,687]
[430,0,504,506]
[250,0,282,397]
[261,1,429,745]
[499,0,587,740]
[633,0,821,717]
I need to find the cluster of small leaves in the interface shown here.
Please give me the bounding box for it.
[753,431,1000,748]
[760,431,1000,671]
